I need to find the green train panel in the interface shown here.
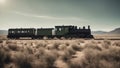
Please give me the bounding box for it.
[55,26,73,35]
[37,28,53,36]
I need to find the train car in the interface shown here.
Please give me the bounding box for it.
[36,28,54,39]
[7,28,36,39]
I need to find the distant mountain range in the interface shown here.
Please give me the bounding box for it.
[92,31,107,34]
[92,28,120,34]
[0,28,120,35]
[109,28,120,34]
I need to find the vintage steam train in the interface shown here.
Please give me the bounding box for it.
[7,25,94,39]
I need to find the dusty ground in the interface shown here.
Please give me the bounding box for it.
[94,34,120,40]
[0,35,120,68]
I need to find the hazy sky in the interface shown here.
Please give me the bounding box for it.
[0,0,120,31]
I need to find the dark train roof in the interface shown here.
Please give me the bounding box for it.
[8,28,36,31]
[55,25,76,28]
[9,28,35,29]
[37,28,54,30]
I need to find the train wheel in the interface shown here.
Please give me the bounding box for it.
[60,37,65,40]
[53,37,58,40]
[31,37,34,39]
[43,36,48,40]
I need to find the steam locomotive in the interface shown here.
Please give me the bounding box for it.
[7,25,94,39]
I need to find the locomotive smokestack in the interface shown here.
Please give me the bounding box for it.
[83,26,85,29]
[75,26,77,29]
[88,25,90,29]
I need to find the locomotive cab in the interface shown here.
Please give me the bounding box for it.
[55,25,72,35]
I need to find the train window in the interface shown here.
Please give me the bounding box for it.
[59,28,62,31]
[18,31,20,33]
[22,31,24,33]
[12,31,14,33]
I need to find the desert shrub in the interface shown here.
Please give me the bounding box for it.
[0,40,3,43]
[0,49,6,68]
[0,49,11,68]
[60,46,75,62]
[112,42,120,47]
[13,52,33,68]
[34,47,46,59]
[39,50,58,68]
[26,47,34,54]
[65,42,70,46]
[58,44,67,50]
[4,63,19,68]
[99,60,115,68]
[44,54,56,68]
[54,59,69,68]
[97,41,102,44]
[2,45,10,52]
[8,44,18,51]
[45,44,55,50]
[98,46,120,68]
[60,52,70,62]
[84,43,102,51]
[101,41,110,49]
[100,46,120,62]
[68,52,86,68]
[104,40,111,46]
[81,48,101,68]
[0,44,3,48]
[71,44,81,51]
[37,42,47,48]
[52,42,61,50]
[31,60,47,68]
[76,44,120,68]
[4,53,12,64]
[6,40,16,44]
[66,46,76,55]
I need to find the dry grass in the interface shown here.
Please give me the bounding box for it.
[0,38,120,68]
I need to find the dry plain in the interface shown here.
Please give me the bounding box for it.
[0,35,120,68]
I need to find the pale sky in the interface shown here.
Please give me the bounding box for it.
[0,0,120,31]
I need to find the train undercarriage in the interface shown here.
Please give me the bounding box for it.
[7,34,94,40]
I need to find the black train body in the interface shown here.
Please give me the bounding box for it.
[7,28,36,39]
[7,25,94,39]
